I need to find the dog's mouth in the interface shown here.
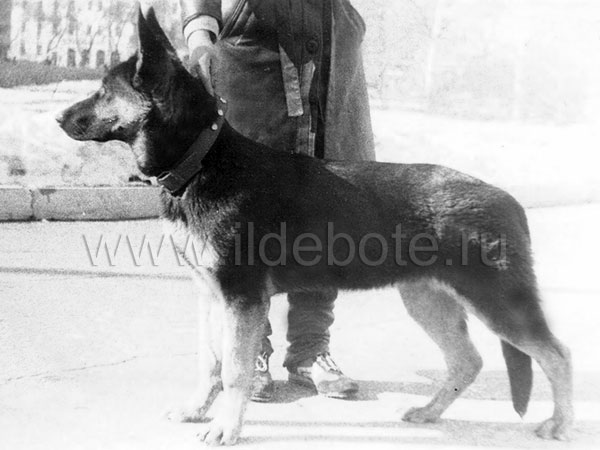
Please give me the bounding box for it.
[58,124,90,141]
[57,112,121,142]
[58,121,89,141]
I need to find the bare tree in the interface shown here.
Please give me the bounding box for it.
[0,0,13,59]
[70,2,102,68]
[32,0,46,57]
[106,0,136,63]
[45,0,67,60]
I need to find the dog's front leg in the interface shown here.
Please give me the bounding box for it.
[201,294,267,446]
[168,271,224,423]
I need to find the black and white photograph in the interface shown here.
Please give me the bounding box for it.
[0,0,599,448]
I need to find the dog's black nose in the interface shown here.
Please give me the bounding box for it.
[55,111,65,125]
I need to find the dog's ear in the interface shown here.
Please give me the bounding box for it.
[134,6,178,91]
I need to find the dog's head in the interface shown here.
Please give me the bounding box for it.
[57,7,216,176]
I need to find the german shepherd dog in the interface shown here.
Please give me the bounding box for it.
[57,8,572,446]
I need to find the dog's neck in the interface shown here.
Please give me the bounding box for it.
[132,72,223,184]
[155,97,228,195]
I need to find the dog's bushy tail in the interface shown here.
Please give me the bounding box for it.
[501,340,533,417]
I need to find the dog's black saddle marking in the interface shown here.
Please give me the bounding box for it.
[157,97,228,195]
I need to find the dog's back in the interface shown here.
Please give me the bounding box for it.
[166,135,531,291]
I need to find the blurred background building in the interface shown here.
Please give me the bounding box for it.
[4,0,184,68]
[6,0,134,67]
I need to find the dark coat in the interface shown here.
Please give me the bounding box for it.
[180,0,375,162]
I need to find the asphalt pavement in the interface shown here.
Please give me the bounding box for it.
[1,204,599,449]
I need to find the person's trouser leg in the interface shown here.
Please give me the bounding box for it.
[283,289,337,370]
[252,311,275,402]
[260,319,274,357]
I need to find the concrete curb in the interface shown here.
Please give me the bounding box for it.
[0,186,33,221]
[1,184,598,222]
[1,186,161,221]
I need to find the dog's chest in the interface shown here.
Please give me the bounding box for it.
[163,220,220,270]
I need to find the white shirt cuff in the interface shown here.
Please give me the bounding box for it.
[184,16,220,44]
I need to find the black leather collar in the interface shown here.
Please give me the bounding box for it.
[157,97,228,195]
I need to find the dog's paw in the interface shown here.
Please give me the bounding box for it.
[402,406,441,424]
[199,417,242,446]
[165,405,209,423]
[535,417,571,441]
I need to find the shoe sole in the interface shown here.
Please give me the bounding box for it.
[288,373,358,399]
[250,394,273,403]
[288,372,316,389]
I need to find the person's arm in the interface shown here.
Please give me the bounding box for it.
[184,16,220,45]
[180,0,222,31]
[180,0,223,94]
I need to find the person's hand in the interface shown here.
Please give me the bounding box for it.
[188,30,217,95]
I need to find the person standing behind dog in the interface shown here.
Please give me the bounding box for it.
[179,0,376,402]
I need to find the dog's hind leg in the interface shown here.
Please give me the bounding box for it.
[478,285,573,441]
[201,291,268,446]
[398,280,483,423]
[521,336,572,441]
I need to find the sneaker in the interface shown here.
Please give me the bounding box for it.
[251,352,274,402]
[288,352,359,399]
